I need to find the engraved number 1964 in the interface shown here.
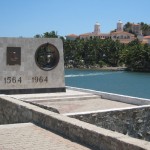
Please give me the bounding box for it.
[32,76,48,83]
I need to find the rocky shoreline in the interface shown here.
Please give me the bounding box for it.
[65,65,127,71]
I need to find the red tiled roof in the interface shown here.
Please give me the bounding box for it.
[132,24,140,26]
[111,31,134,36]
[79,32,110,37]
[79,33,91,36]
[144,36,150,39]
[66,34,78,37]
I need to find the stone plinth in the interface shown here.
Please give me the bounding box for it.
[0,38,65,94]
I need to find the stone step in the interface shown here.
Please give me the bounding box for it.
[20,93,92,100]
[22,95,101,103]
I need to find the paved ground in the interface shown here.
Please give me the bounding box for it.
[1,89,147,150]
[10,89,136,114]
[0,123,92,150]
[40,98,136,114]
[10,89,93,100]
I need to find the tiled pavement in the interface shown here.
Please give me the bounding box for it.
[0,123,92,150]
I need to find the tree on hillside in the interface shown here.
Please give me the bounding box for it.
[123,22,133,34]
[124,22,150,36]
[140,22,150,36]
[121,39,150,71]
[34,29,150,72]
[64,37,124,68]
[101,39,124,67]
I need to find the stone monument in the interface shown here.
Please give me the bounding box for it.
[0,37,66,94]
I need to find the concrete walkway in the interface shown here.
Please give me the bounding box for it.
[0,123,92,150]
[10,89,136,114]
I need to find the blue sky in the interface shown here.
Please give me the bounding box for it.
[0,0,150,37]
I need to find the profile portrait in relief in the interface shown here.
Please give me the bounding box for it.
[35,43,59,71]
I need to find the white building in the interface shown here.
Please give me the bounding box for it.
[65,34,78,40]
[66,20,150,44]
[116,20,123,32]
[110,31,135,44]
[66,22,110,40]
[143,36,150,45]
[110,20,135,43]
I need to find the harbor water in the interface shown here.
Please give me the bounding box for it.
[65,69,150,99]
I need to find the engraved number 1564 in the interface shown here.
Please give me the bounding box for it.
[4,77,22,84]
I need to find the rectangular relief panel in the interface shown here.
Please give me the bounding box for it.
[7,47,21,65]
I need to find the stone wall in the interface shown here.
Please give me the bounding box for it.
[69,106,150,142]
[0,96,150,150]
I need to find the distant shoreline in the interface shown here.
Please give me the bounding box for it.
[65,66,127,71]
[65,66,150,72]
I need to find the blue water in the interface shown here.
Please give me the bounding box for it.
[65,69,150,99]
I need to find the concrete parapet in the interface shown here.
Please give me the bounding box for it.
[0,96,150,149]
[67,86,150,105]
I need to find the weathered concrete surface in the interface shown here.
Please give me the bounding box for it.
[10,89,137,114]
[36,98,135,114]
[0,123,91,150]
[0,95,150,150]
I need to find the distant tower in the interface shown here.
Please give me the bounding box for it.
[117,20,123,32]
[132,23,141,35]
[94,22,100,34]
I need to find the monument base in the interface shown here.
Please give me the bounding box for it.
[0,87,66,95]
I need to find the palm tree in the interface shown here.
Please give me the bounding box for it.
[43,31,58,38]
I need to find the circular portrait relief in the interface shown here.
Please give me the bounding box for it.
[35,43,59,71]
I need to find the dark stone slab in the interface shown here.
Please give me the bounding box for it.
[0,87,66,95]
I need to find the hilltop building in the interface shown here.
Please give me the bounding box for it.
[143,36,150,44]
[79,22,110,40]
[132,23,142,35]
[66,20,149,44]
[65,34,78,40]
[66,22,110,40]
[110,20,135,43]
[110,31,135,44]
[116,20,123,32]
[94,22,100,34]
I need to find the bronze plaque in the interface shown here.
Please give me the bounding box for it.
[35,43,59,71]
[7,47,21,65]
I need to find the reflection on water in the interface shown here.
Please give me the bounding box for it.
[65,72,123,78]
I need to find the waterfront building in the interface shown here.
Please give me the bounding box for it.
[131,23,142,35]
[65,34,78,40]
[66,22,110,40]
[110,20,135,43]
[110,31,135,43]
[66,20,150,44]
[143,36,150,45]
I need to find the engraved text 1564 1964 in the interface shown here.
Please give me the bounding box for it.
[4,76,48,84]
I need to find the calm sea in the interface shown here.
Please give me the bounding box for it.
[65,69,150,99]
